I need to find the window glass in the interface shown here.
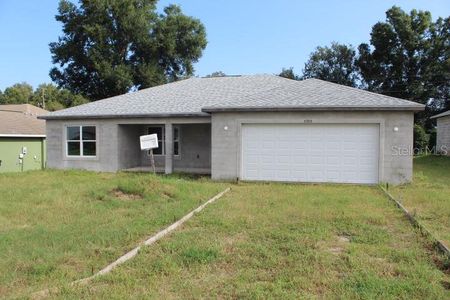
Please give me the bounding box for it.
[82,126,96,140]
[173,126,180,156]
[148,127,162,138]
[67,142,81,156]
[67,126,80,140]
[174,127,179,140]
[148,126,164,155]
[174,142,179,156]
[83,142,96,156]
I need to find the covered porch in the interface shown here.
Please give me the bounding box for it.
[117,120,211,175]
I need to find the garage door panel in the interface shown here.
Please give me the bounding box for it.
[309,156,325,165]
[246,156,258,164]
[343,159,357,166]
[293,156,308,164]
[278,141,291,149]
[246,140,259,149]
[327,156,341,165]
[327,171,340,181]
[241,123,379,184]
[309,170,325,181]
[262,141,275,149]
[278,155,292,163]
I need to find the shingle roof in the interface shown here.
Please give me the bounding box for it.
[431,110,450,119]
[41,75,424,120]
[0,104,48,136]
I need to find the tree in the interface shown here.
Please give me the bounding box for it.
[0,82,87,111]
[0,83,34,104]
[414,123,429,152]
[205,71,226,78]
[49,0,207,100]
[278,67,300,80]
[423,15,450,112]
[302,42,360,87]
[31,83,89,111]
[357,6,450,117]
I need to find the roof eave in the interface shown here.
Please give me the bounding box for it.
[39,112,211,120]
[0,134,46,138]
[430,112,450,119]
[201,106,425,113]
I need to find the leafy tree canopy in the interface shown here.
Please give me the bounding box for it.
[357,6,449,110]
[280,6,449,127]
[278,67,300,80]
[302,42,360,87]
[205,71,226,78]
[1,83,34,104]
[50,0,207,100]
[0,83,88,111]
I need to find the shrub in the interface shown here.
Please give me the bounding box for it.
[428,128,437,150]
[413,124,429,152]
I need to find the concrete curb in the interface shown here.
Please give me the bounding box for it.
[379,186,450,258]
[31,187,231,299]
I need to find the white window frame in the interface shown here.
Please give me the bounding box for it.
[147,126,165,156]
[66,125,97,157]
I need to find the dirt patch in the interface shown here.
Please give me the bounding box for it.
[111,189,143,201]
[431,254,450,274]
[328,246,344,255]
[441,280,450,290]
[162,191,175,200]
[328,235,351,255]
[338,235,351,243]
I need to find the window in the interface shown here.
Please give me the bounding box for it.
[147,125,181,156]
[173,126,180,156]
[66,126,96,157]
[148,126,165,155]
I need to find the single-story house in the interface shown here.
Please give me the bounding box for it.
[40,75,424,184]
[431,110,450,156]
[0,104,48,172]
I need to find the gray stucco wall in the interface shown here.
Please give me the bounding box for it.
[46,119,121,172]
[210,111,415,184]
[118,124,142,169]
[436,115,450,156]
[46,118,211,173]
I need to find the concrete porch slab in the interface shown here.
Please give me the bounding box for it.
[122,166,211,175]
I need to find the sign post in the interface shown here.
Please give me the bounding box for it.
[148,149,156,174]
[140,134,159,174]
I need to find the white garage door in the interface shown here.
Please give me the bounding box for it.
[241,123,379,184]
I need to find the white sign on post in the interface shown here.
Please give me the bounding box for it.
[140,134,158,150]
[140,134,158,174]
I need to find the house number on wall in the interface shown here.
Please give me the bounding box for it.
[304,119,313,123]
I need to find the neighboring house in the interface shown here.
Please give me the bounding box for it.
[40,75,424,184]
[0,104,48,172]
[431,110,450,156]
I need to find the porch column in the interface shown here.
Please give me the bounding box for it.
[165,122,173,174]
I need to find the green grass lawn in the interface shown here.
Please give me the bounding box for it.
[60,183,449,299]
[2,162,449,299]
[390,156,450,248]
[0,170,226,299]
